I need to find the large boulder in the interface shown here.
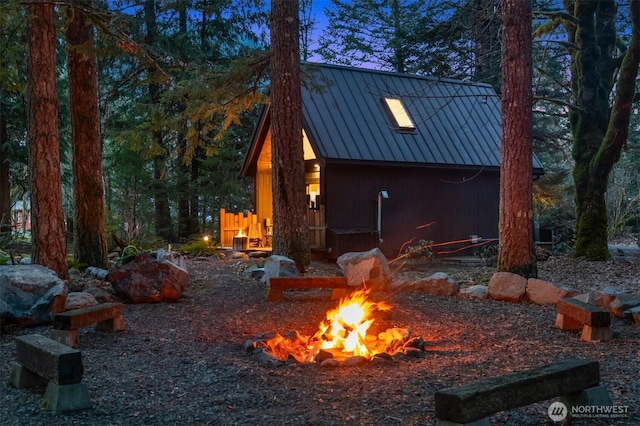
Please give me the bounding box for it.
[488,272,527,303]
[264,255,300,284]
[337,248,390,292]
[107,253,189,303]
[0,265,68,326]
[526,278,577,305]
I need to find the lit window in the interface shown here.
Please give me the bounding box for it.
[383,97,415,131]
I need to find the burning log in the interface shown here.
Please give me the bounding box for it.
[245,289,430,367]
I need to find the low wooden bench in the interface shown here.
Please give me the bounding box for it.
[267,277,349,301]
[555,297,611,342]
[434,358,611,425]
[8,334,91,412]
[50,302,125,347]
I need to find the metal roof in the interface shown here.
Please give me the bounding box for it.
[243,63,544,174]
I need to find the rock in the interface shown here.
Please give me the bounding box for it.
[371,354,393,365]
[526,278,578,305]
[627,306,640,324]
[594,286,628,313]
[64,292,98,310]
[343,356,368,366]
[402,347,424,358]
[415,272,459,296]
[228,251,249,260]
[83,286,115,303]
[254,348,284,366]
[319,358,341,368]
[107,253,189,303]
[244,266,265,280]
[86,266,109,280]
[488,272,527,303]
[403,337,425,350]
[608,296,640,318]
[460,285,489,299]
[156,249,187,271]
[336,248,390,291]
[264,255,299,284]
[314,349,334,364]
[243,339,257,353]
[0,265,68,326]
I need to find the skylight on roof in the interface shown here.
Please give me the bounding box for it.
[383,97,415,131]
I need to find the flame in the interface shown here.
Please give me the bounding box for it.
[308,289,391,359]
[235,229,246,238]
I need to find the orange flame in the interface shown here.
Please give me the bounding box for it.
[307,289,391,360]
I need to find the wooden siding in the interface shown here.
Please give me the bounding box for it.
[323,163,499,258]
[308,205,326,248]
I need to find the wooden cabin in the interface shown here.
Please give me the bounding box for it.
[238,63,544,259]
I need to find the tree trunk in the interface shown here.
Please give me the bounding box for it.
[0,89,10,234]
[497,0,536,277]
[27,0,69,280]
[177,139,192,239]
[568,0,640,260]
[176,1,192,240]
[189,149,202,235]
[145,0,174,242]
[270,0,310,269]
[66,0,109,268]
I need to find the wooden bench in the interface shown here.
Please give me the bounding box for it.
[434,358,611,425]
[267,277,349,301]
[8,334,91,412]
[50,302,125,347]
[555,297,611,342]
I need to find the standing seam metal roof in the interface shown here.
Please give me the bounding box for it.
[301,63,543,171]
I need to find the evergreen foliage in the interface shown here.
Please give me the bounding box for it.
[2,0,640,258]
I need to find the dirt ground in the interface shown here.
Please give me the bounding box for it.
[1,248,639,425]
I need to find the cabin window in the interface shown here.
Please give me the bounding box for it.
[382,97,415,131]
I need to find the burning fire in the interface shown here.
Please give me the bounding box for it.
[235,229,246,238]
[305,289,392,361]
[256,289,419,364]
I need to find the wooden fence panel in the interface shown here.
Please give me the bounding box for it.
[219,208,257,248]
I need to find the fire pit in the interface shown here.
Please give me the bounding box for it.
[245,289,427,366]
[232,230,248,250]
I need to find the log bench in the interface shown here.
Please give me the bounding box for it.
[266,277,349,301]
[50,302,125,347]
[8,334,91,412]
[555,297,611,342]
[434,358,611,425]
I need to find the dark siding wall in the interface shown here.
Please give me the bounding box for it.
[323,163,499,257]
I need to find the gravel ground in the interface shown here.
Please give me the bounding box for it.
[1,250,639,425]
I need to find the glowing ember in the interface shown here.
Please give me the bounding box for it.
[251,288,421,365]
[306,289,392,361]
